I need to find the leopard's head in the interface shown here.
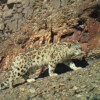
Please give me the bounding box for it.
[67,41,84,60]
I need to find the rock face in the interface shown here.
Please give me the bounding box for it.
[0,0,33,34]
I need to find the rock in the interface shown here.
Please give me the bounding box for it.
[80,96,87,100]
[4,18,18,32]
[3,5,9,11]
[10,20,18,31]
[86,94,100,100]
[16,0,22,3]
[0,12,2,18]
[22,7,29,18]
[29,88,36,93]
[7,0,16,4]
[17,7,23,13]
[0,30,3,35]
[0,18,3,23]
[7,0,22,4]
[3,9,13,19]
[61,0,69,7]
[0,0,7,4]
[19,87,25,92]
[0,23,4,30]
[17,19,23,30]
[92,94,100,100]
[12,13,19,20]
[50,0,61,8]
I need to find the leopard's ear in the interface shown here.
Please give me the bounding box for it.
[68,43,71,48]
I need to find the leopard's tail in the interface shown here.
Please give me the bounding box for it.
[0,78,9,90]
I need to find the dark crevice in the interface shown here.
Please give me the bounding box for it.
[89,4,100,22]
[7,3,14,9]
[0,0,7,4]
[73,18,86,31]
[33,37,40,42]
[0,56,5,64]
[17,37,29,45]
[61,32,74,39]
[50,27,54,43]
[14,81,26,88]
[79,4,100,22]
[38,69,49,78]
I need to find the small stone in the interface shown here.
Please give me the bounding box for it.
[19,87,25,92]
[3,5,8,11]
[0,23,4,30]
[29,88,36,93]
[0,13,2,18]
[72,86,78,90]
[80,96,87,100]
[75,68,82,73]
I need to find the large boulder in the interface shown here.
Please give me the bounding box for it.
[7,0,22,4]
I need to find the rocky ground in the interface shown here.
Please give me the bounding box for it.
[0,58,100,100]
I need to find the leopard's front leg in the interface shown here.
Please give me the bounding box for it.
[48,61,58,76]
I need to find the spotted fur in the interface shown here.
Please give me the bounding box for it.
[0,42,84,90]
